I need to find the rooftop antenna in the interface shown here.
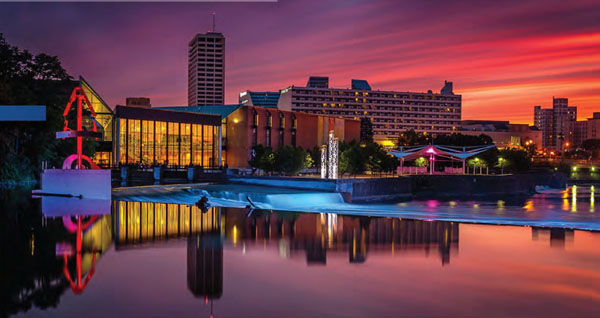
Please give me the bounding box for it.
[212,12,216,32]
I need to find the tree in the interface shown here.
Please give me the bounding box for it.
[0,33,86,182]
[397,130,430,147]
[248,144,275,174]
[414,157,429,167]
[307,146,321,169]
[339,141,398,176]
[497,149,531,172]
[360,117,374,143]
[274,145,308,175]
[339,142,366,175]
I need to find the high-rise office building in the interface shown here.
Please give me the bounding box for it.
[188,32,225,106]
[277,77,461,143]
[533,97,579,150]
[534,105,554,148]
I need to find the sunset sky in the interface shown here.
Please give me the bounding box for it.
[1,0,598,123]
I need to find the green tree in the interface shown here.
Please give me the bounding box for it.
[396,130,430,147]
[497,149,531,172]
[339,141,366,175]
[248,144,275,174]
[414,157,429,167]
[274,145,309,176]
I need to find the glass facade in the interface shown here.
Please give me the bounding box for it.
[118,118,219,168]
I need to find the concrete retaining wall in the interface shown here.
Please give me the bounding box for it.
[229,172,566,202]
[228,176,411,202]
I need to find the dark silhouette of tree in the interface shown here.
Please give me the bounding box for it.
[0,33,96,182]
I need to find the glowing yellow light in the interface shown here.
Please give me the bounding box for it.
[233,118,239,123]
[232,225,238,245]
[572,166,577,172]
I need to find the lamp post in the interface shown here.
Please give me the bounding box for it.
[498,157,505,175]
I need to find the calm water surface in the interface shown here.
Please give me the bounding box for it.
[2,186,600,317]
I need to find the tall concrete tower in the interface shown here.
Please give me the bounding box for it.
[188,29,225,106]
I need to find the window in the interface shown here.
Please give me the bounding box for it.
[279,129,284,147]
[252,127,257,147]
[155,121,167,165]
[181,123,191,166]
[292,114,297,129]
[141,120,154,165]
[128,119,141,164]
[119,118,127,164]
[266,111,272,127]
[203,125,213,168]
[252,109,259,126]
[279,113,285,129]
[192,124,202,166]
[291,129,296,146]
[266,127,271,147]
[167,122,179,166]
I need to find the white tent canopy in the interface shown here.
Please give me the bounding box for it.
[386,144,496,174]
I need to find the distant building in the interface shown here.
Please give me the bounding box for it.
[461,120,542,150]
[534,106,553,148]
[125,97,151,108]
[188,32,225,106]
[277,77,461,144]
[239,91,280,108]
[157,104,360,168]
[533,97,578,150]
[306,76,329,88]
[572,120,588,148]
[587,112,600,140]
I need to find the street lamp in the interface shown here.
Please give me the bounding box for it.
[498,157,505,174]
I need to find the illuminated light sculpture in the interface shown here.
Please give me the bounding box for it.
[320,131,339,179]
[321,145,327,179]
[331,137,339,179]
[326,131,339,179]
[57,87,103,170]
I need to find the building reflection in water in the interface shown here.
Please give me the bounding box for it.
[187,233,223,300]
[531,226,574,248]
[112,201,460,267]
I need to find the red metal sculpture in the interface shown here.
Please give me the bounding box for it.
[57,87,102,169]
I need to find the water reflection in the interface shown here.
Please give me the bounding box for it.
[3,189,600,317]
[531,227,574,248]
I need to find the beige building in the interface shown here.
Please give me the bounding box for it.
[277,77,461,144]
[461,120,542,150]
[188,32,225,106]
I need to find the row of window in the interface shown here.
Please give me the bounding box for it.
[294,102,459,112]
[251,127,297,148]
[293,98,459,107]
[295,108,460,121]
[292,89,461,101]
[195,75,223,80]
[118,119,219,168]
